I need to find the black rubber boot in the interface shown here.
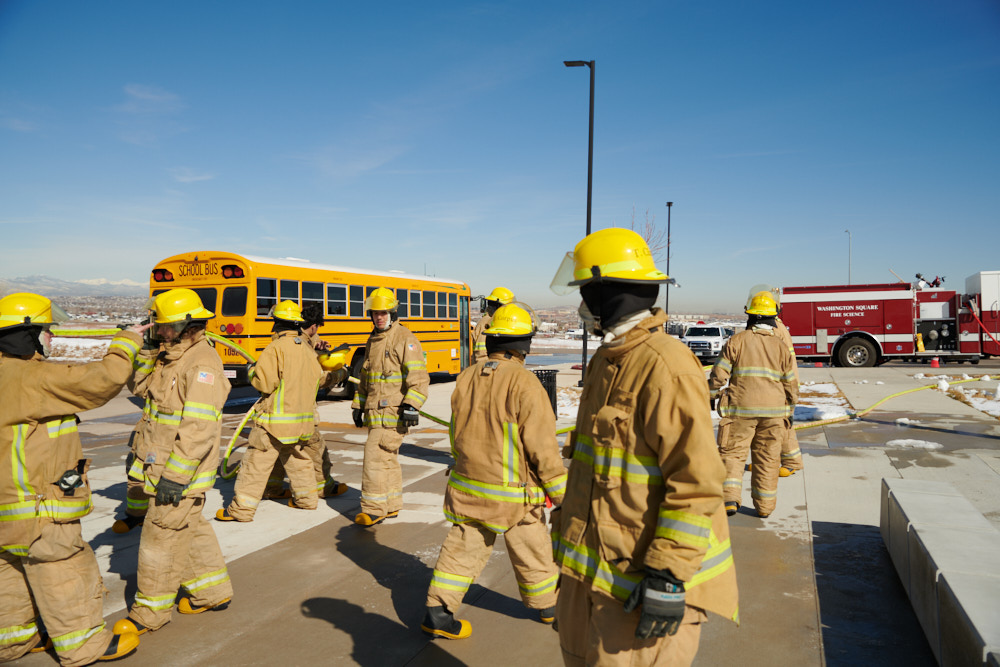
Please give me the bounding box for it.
[420,606,472,640]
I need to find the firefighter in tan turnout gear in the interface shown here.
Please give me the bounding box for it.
[218,301,343,522]
[0,292,144,664]
[113,289,233,638]
[549,229,739,667]
[709,290,798,518]
[470,286,515,364]
[422,303,568,640]
[351,287,429,527]
[262,302,349,501]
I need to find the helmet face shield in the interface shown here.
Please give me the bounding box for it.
[549,252,579,296]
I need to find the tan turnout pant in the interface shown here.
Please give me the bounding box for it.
[228,427,318,520]
[0,523,113,667]
[426,505,558,613]
[129,496,232,630]
[556,575,706,667]
[265,427,335,497]
[717,416,785,515]
[360,426,404,517]
[781,422,803,471]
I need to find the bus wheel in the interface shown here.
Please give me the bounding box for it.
[837,338,877,368]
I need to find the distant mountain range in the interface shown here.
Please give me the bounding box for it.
[0,275,148,297]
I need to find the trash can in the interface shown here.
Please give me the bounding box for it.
[532,369,558,415]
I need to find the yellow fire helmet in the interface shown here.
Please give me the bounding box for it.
[269,300,305,323]
[745,283,780,312]
[148,288,214,324]
[746,291,778,317]
[0,292,70,330]
[486,286,515,306]
[364,287,398,313]
[550,228,673,295]
[317,349,348,371]
[484,302,538,337]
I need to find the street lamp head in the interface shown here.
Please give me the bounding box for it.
[666,201,673,208]
[564,60,591,68]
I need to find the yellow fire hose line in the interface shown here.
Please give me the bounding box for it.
[220,406,258,480]
[205,332,257,364]
[794,375,992,431]
[51,328,123,337]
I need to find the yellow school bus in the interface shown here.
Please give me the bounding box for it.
[148,251,472,390]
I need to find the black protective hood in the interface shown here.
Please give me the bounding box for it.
[0,326,43,357]
[580,281,659,333]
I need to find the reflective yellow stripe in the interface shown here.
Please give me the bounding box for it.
[403,359,426,372]
[404,388,426,406]
[656,509,712,549]
[0,497,92,522]
[182,566,230,593]
[719,405,792,418]
[108,336,139,363]
[135,592,176,611]
[0,621,38,646]
[519,574,558,596]
[164,453,199,477]
[1,544,30,557]
[183,401,221,422]
[543,474,568,498]
[502,422,520,486]
[731,366,785,382]
[573,434,662,484]
[10,425,34,498]
[46,418,77,438]
[447,471,538,504]
[429,569,473,592]
[127,456,145,481]
[52,622,105,653]
[126,497,149,510]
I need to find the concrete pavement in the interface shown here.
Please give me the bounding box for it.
[19,362,1000,666]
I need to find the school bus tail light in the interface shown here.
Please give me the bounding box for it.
[222,265,245,279]
[152,269,175,282]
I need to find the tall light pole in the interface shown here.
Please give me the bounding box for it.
[565,59,595,383]
[845,229,852,284]
[665,202,673,326]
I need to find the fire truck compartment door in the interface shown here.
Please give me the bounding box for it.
[919,301,951,319]
[816,329,828,354]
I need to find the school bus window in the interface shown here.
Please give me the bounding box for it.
[303,281,323,312]
[397,288,408,316]
[437,293,448,319]
[423,291,436,318]
[280,280,299,303]
[349,285,364,317]
[327,284,347,316]
[192,288,218,314]
[449,292,458,318]
[410,290,422,318]
[221,286,248,317]
[257,278,277,316]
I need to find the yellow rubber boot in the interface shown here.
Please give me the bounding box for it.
[421,606,472,640]
[779,466,797,477]
[112,618,148,636]
[178,596,231,614]
[99,632,139,661]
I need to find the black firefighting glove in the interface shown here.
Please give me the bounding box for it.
[155,478,186,506]
[623,568,686,639]
[352,408,364,428]
[400,404,419,428]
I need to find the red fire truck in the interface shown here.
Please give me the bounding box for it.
[780,271,1000,367]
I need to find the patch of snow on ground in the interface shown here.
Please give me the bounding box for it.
[895,417,920,426]
[796,405,850,421]
[885,439,943,449]
[937,379,950,392]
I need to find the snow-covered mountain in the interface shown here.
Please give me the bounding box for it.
[0,275,148,297]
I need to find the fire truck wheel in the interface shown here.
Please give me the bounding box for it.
[837,338,876,368]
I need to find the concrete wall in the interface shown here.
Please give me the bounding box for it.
[881,478,1000,665]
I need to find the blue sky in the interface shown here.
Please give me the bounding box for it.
[2,1,998,312]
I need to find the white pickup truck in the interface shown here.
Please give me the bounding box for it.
[680,325,731,363]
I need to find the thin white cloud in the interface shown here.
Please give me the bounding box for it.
[116,84,185,114]
[169,167,217,183]
[1,117,36,132]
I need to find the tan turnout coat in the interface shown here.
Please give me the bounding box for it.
[709,327,798,418]
[470,314,492,364]
[351,321,429,429]
[252,331,325,444]
[554,310,739,623]
[0,331,141,554]
[445,353,568,532]
[140,331,230,498]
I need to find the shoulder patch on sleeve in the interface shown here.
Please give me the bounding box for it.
[197,371,215,385]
